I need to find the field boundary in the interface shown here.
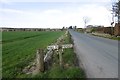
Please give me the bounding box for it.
[22,31,68,75]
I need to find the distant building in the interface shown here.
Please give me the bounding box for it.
[114,23,120,36]
[0,27,62,32]
[86,25,94,28]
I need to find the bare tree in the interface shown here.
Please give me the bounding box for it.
[110,1,120,35]
[83,16,90,28]
[112,1,120,23]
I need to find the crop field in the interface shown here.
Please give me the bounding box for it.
[2,31,64,78]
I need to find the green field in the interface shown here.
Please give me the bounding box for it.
[2,31,64,78]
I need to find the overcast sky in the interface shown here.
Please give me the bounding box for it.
[0,0,118,28]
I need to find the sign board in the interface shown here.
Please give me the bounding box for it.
[62,44,73,49]
[47,44,73,50]
[47,45,59,50]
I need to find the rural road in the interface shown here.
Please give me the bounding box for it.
[69,29,119,78]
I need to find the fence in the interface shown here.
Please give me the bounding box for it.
[23,30,73,75]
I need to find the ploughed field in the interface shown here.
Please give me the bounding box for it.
[2,31,64,78]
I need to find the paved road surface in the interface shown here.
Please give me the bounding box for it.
[69,30,119,78]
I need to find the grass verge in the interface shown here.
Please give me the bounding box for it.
[91,32,120,41]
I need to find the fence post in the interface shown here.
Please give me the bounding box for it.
[33,49,44,75]
[58,45,63,68]
[37,49,44,72]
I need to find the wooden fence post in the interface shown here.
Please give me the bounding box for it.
[33,49,44,75]
[58,45,63,68]
[37,49,44,72]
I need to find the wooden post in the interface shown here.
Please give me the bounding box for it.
[37,49,44,72]
[58,45,63,68]
[59,51,62,67]
[33,49,44,75]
